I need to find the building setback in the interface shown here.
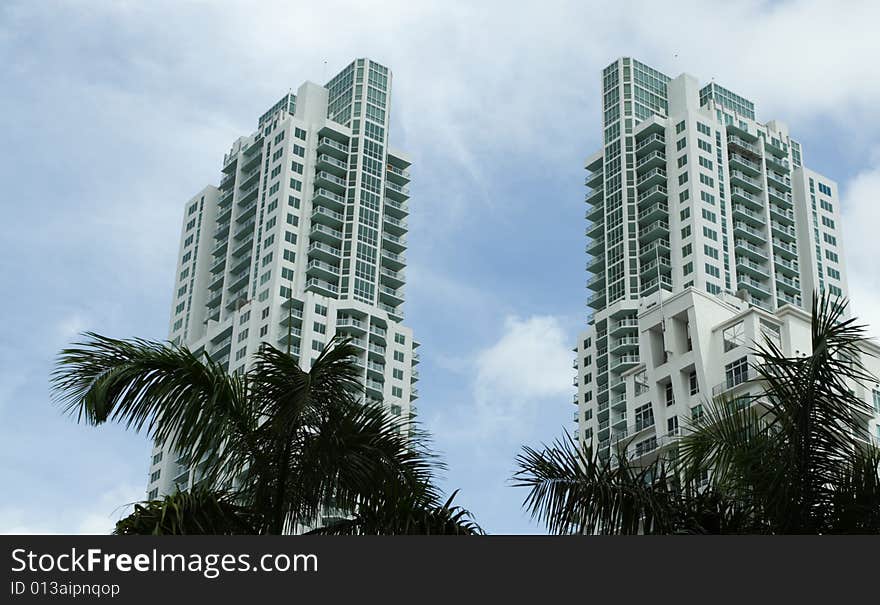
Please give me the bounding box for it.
[574,57,880,464]
[147,59,420,498]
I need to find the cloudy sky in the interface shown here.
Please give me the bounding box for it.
[2,0,880,534]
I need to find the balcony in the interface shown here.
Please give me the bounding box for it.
[637,184,667,206]
[312,205,344,228]
[337,316,366,333]
[638,220,669,243]
[776,274,801,295]
[642,274,673,295]
[586,236,604,257]
[308,241,342,262]
[212,238,229,259]
[386,163,411,184]
[767,187,793,207]
[730,186,763,211]
[239,183,259,205]
[306,259,340,281]
[733,221,765,244]
[764,153,789,172]
[730,170,762,194]
[610,336,639,354]
[385,181,410,201]
[379,285,404,307]
[779,291,802,307]
[636,167,667,190]
[636,150,666,173]
[231,236,253,260]
[227,269,249,293]
[367,361,385,378]
[727,135,757,154]
[773,238,798,259]
[586,199,604,222]
[732,203,765,227]
[381,249,406,270]
[239,168,261,191]
[220,172,235,190]
[305,277,339,297]
[317,136,349,159]
[237,200,257,222]
[738,277,771,299]
[313,188,345,212]
[728,153,761,176]
[216,203,232,224]
[637,202,668,225]
[640,256,672,280]
[736,259,769,280]
[587,253,606,274]
[766,171,791,192]
[586,220,605,239]
[587,272,606,291]
[639,239,670,261]
[610,317,638,335]
[585,170,603,189]
[734,240,768,263]
[311,223,343,244]
[771,221,797,242]
[384,198,409,218]
[774,256,799,277]
[383,231,407,252]
[610,354,639,373]
[233,220,255,241]
[380,266,405,288]
[769,204,795,225]
[587,290,607,310]
[379,302,403,321]
[712,367,759,396]
[384,214,408,235]
[635,133,665,154]
[317,153,348,175]
[315,171,346,193]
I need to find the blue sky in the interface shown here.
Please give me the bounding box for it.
[2,0,880,534]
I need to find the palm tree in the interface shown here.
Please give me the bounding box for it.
[514,295,880,534]
[52,334,480,535]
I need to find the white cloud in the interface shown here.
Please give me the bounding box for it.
[0,483,143,536]
[841,159,880,340]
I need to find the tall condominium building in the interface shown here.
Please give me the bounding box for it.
[147,58,420,498]
[573,57,880,464]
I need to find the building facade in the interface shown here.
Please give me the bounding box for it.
[574,57,879,463]
[148,59,420,498]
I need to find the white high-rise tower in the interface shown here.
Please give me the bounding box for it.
[147,59,420,498]
[573,57,880,464]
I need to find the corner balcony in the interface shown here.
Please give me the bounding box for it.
[639,239,670,262]
[637,184,667,207]
[712,366,759,397]
[636,150,666,173]
[733,221,766,245]
[731,187,763,211]
[587,253,606,274]
[776,274,801,295]
[308,241,342,262]
[220,172,236,190]
[379,285,404,307]
[732,203,765,227]
[386,163,411,184]
[586,199,604,222]
[765,153,790,172]
[385,181,410,201]
[587,272,606,291]
[738,277,772,299]
[384,214,408,235]
[610,336,639,355]
[774,256,799,277]
[610,317,638,336]
[765,138,788,158]
[769,204,795,225]
[379,302,403,321]
[315,171,346,194]
[310,223,343,245]
[636,167,667,191]
[585,170,603,189]
[585,187,604,207]
[586,220,605,240]
[312,205,344,228]
[641,274,673,296]
[317,136,349,159]
[586,236,605,257]
[306,259,340,282]
[383,231,407,252]
[637,202,668,225]
[313,188,346,212]
[771,221,797,242]
[638,220,669,244]
[384,198,409,218]
[216,203,233,224]
[736,259,769,280]
[316,153,348,176]
[768,187,793,208]
[772,238,798,259]
[635,133,665,154]
[728,153,761,177]
[735,239,768,262]
[381,249,406,270]
[639,256,672,280]
[730,170,762,194]
[587,290,607,310]
[610,354,640,373]
[380,266,406,289]
[305,277,339,297]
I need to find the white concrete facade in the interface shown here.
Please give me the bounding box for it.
[148,59,420,498]
[574,57,876,462]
